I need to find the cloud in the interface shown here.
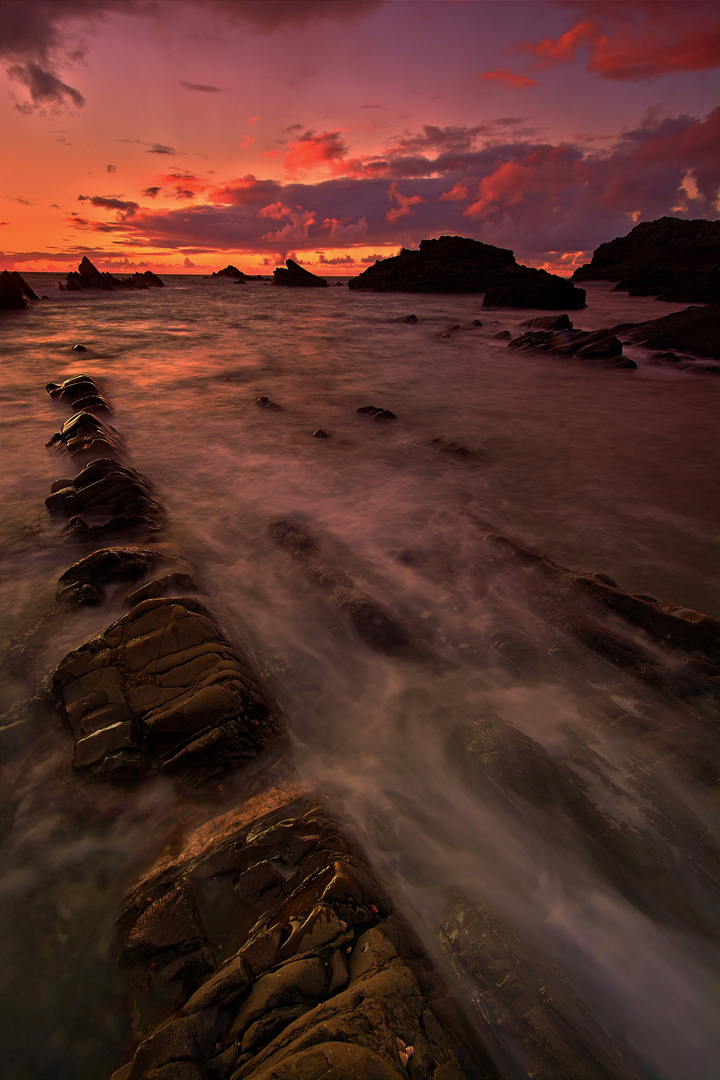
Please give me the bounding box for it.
[199,1,382,32]
[522,6,720,80]
[78,194,140,218]
[322,216,369,241]
[8,195,31,205]
[386,181,424,222]
[106,164,116,173]
[283,130,353,175]
[317,252,356,265]
[261,209,316,245]
[258,202,293,219]
[7,60,84,108]
[142,186,162,198]
[179,80,224,92]
[480,69,536,89]
[147,143,177,155]
[183,256,196,267]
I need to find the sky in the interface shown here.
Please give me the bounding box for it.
[1,0,718,277]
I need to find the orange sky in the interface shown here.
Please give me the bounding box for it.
[2,0,718,276]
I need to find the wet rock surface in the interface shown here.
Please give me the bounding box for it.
[572,216,720,303]
[46,410,125,463]
[46,372,113,413]
[623,300,720,362]
[357,404,398,420]
[110,792,489,1080]
[46,458,165,542]
[508,322,635,367]
[272,259,328,288]
[52,596,283,783]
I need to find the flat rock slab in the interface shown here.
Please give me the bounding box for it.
[52,597,282,783]
[110,792,486,1080]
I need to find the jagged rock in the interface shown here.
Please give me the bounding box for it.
[520,313,573,331]
[45,458,165,542]
[622,301,720,361]
[46,373,112,413]
[46,411,124,463]
[357,405,397,420]
[272,260,328,288]
[394,314,417,323]
[255,396,282,410]
[73,343,88,351]
[482,265,586,310]
[572,217,720,302]
[430,438,473,457]
[508,323,636,367]
[109,793,486,1080]
[0,269,40,309]
[348,236,516,292]
[51,596,283,784]
[311,429,330,438]
[212,265,246,279]
[56,547,192,607]
[60,257,164,292]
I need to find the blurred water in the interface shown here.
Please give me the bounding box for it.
[0,275,718,1079]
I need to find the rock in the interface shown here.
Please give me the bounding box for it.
[492,330,511,339]
[45,373,112,413]
[349,236,516,292]
[256,396,282,410]
[46,411,124,463]
[572,217,720,303]
[311,429,330,438]
[357,405,397,420]
[430,438,473,457]
[394,314,418,323]
[73,343,88,351]
[272,259,328,288]
[212,265,246,279]
[110,793,481,1080]
[45,458,165,542]
[482,266,586,310]
[508,325,635,367]
[0,270,40,309]
[520,313,573,331]
[56,546,172,606]
[51,596,282,783]
[59,257,164,292]
[622,301,720,361]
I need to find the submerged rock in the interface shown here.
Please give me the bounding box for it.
[572,216,720,303]
[272,259,328,288]
[52,597,283,784]
[357,405,397,420]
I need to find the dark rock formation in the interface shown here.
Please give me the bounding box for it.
[482,265,585,309]
[52,596,283,784]
[56,546,193,607]
[46,411,124,464]
[0,269,40,309]
[311,428,330,438]
[572,217,720,302]
[430,437,473,457]
[519,313,572,331]
[109,791,488,1080]
[357,405,397,420]
[349,236,515,293]
[394,313,417,323]
[256,395,283,410]
[348,236,585,308]
[45,458,165,542]
[46,373,112,413]
[60,257,164,292]
[272,259,328,288]
[212,265,246,279]
[508,321,636,367]
[623,301,720,361]
[269,520,415,657]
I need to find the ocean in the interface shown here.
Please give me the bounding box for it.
[0,274,718,1080]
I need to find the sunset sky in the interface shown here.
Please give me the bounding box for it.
[1,0,718,276]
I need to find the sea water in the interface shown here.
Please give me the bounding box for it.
[0,275,718,1079]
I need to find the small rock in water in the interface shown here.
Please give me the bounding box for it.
[357,405,397,420]
[311,428,331,438]
[256,395,282,410]
[394,314,417,323]
[493,330,512,339]
[72,344,88,352]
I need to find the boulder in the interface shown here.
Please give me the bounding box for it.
[572,217,720,303]
[0,269,40,309]
[348,235,516,292]
[508,323,635,367]
[357,405,397,420]
[60,257,164,291]
[51,596,282,783]
[46,373,112,413]
[272,259,328,288]
[56,546,191,607]
[46,411,124,464]
[622,301,720,361]
[482,265,586,310]
[211,265,246,279]
[45,458,165,542]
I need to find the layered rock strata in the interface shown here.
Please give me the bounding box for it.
[60,257,164,291]
[572,216,720,302]
[110,791,490,1080]
[507,322,636,367]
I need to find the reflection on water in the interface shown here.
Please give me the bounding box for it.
[0,275,718,1079]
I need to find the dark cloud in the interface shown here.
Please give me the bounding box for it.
[199,1,383,31]
[7,60,84,108]
[78,194,140,217]
[179,80,224,93]
[147,143,177,155]
[174,188,196,200]
[143,186,162,198]
[107,164,117,173]
[8,195,31,205]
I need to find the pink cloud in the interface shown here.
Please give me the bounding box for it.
[480,69,536,89]
[258,202,293,219]
[283,130,349,175]
[385,181,424,222]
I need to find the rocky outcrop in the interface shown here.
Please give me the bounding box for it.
[56,547,195,607]
[212,265,246,279]
[109,791,489,1080]
[0,269,40,309]
[572,217,720,302]
[348,236,586,309]
[60,257,164,291]
[622,301,720,361]
[45,459,165,542]
[508,321,635,367]
[46,411,124,463]
[52,596,283,784]
[46,373,112,413]
[272,260,328,288]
